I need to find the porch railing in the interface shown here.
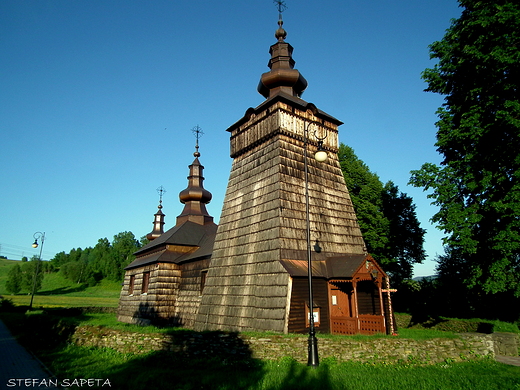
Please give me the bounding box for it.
[331,315,385,335]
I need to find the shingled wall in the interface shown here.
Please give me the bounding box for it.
[194,99,366,333]
[117,262,181,326]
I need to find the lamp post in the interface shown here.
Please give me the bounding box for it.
[30,231,45,310]
[303,122,327,367]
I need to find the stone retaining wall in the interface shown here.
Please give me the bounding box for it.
[70,326,517,364]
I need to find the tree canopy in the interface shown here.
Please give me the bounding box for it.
[339,143,425,285]
[410,1,520,298]
[51,231,141,285]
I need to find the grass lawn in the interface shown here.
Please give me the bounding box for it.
[2,294,119,308]
[40,346,520,390]
[1,258,519,389]
[1,310,519,390]
[1,260,121,307]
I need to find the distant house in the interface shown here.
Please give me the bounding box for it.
[117,16,395,335]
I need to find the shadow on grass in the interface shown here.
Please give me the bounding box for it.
[38,285,89,295]
[1,308,335,390]
[99,350,266,390]
[263,358,334,390]
[48,345,336,390]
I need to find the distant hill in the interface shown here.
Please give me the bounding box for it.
[412,275,437,282]
[0,258,120,297]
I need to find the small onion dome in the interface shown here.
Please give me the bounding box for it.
[258,20,307,99]
[178,156,212,205]
[146,203,165,241]
[275,19,287,42]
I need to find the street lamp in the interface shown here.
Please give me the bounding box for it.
[303,121,327,367]
[30,231,45,310]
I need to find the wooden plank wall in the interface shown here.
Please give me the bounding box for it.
[279,137,366,255]
[356,280,382,315]
[117,262,181,325]
[174,258,210,328]
[288,277,330,333]
[194,137,292,333]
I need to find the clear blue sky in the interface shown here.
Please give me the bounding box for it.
[0,0,462,277]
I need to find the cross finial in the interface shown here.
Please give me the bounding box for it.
[192,125,204,157]
[156,185,166,207]
[274,0,287,20]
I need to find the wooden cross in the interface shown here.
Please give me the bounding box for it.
[383,279,398,335]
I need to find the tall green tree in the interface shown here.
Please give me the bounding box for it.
[5,263,23,294]
[409,0,520,298]
[339,144,425,284]
[108,231,140,281]
[20,256,44,293]
[382,181,426,282]
[87,238,112,284]
[339,144,389,256]
[50,231,143,284]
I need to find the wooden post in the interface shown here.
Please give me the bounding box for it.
[381,278,398,335]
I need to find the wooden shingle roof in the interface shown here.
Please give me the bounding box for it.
[125,221,217,270]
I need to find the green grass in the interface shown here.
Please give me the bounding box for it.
[62,312,182,333]
[3,295,119,308]
[1,308,519,389]
[0,258,19,294]
[1,259,121,307]
[50,312,460,339]
[39,346,520,390]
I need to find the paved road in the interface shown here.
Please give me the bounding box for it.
[0,319,59,389]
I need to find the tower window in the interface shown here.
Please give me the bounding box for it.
[141,272,150,294]
[128,275,135,295]
[200,270,208,294]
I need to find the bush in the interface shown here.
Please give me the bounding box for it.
[0,297,15,312]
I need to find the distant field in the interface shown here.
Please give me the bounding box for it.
[0,258,121,307]
[2,294,119,308]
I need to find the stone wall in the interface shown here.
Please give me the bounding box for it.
[493,332,520,356]
[70,325,516,365]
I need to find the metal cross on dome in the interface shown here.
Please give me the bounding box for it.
[274,0,287,19]
[192,125,204,155]
[156,185,166,204]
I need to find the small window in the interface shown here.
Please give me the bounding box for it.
[141,272,150,294]
[200,270,208,294]
[128,275,135,295]
[305,304,321,327]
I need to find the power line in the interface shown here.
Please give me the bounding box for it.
[0,242,54,260]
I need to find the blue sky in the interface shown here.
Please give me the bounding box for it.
[0,0,462,277]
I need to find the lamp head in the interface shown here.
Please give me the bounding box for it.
[32,240,38,248]
[314,140,327,162]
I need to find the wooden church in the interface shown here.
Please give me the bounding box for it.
[117,13,395,335]
[117,140,218,328]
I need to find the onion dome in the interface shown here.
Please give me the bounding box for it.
[257,19,308,99]
[176,147,213,226]
[146,187,166,241]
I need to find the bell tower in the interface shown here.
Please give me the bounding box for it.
[194,8,365,333]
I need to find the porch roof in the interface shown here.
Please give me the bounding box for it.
[280,254,377,279]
